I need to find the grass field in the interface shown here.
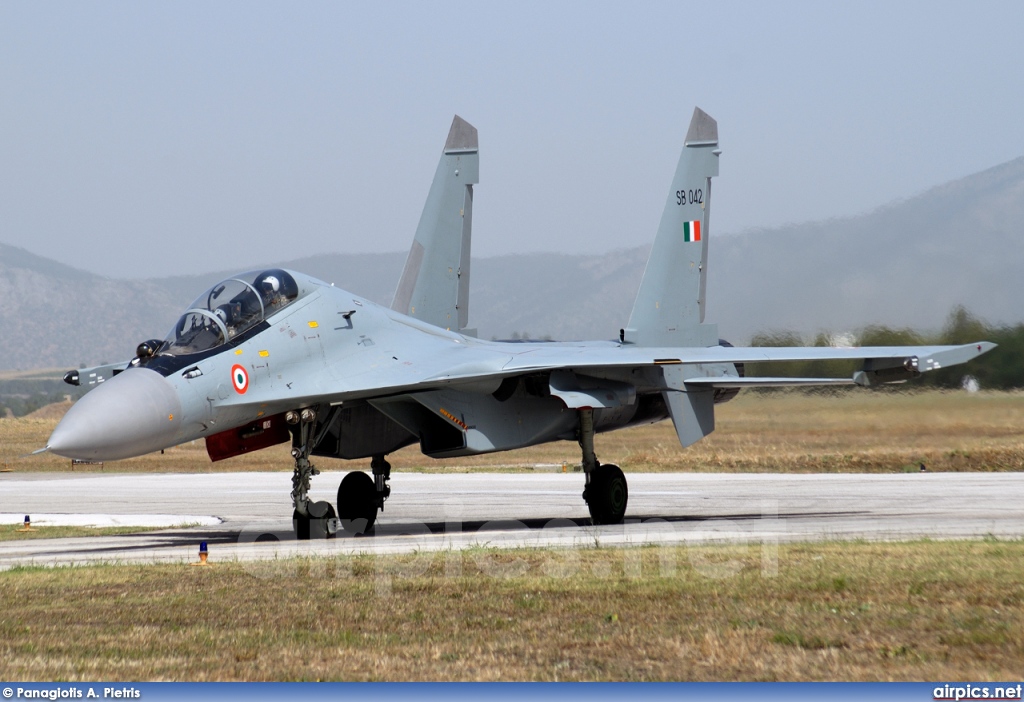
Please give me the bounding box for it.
[0,525,164,542]
[3,389,1022,474]
[0,540,1021,681]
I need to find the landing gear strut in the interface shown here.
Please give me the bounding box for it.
[289,407,336,540]
[578,408,628,524]
[285,406,393,539]
[336,455,391,535]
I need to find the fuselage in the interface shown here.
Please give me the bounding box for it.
[47,269,674,463]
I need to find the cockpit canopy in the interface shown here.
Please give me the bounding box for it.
[161,269,301,356]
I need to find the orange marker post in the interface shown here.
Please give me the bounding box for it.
[191,541,212,566]
[16,515,37,532]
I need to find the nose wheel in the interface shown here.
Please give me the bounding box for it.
[293,500,336,540]
[289,406,339,540]
[337,471,377,534]
[287,405,392,539]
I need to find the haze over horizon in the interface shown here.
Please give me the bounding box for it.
[3,2,1024,280]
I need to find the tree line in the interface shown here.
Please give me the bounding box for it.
[747,307,1023,390]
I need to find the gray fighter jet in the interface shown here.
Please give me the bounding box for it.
[49,109,994,537]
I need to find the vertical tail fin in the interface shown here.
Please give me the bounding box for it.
[624,107,720,347]
[392,115,479,332]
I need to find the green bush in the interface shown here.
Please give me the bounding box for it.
[748,306,1023,390]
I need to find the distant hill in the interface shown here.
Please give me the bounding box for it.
[24,399,72,421]
[708,156,1024,341]
[0,243,182,370]
[0,156,1021,370]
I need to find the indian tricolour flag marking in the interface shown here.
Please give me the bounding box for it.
[683,220,701,242]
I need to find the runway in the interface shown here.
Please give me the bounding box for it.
[1,471,1023,569]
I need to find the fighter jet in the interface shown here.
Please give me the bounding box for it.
[49,109,994,538]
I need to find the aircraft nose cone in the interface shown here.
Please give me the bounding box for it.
[48,368,183,461]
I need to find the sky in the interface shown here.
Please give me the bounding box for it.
[1,1,1023,279]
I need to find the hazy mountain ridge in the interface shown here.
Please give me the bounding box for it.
[0,157,1020,370]
[0,245,182,369]
[708,156,1024,340]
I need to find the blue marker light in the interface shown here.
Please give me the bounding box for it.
[192,541,211,566]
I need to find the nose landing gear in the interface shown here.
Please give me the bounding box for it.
[289,407,338,540]
[288,405,392,539]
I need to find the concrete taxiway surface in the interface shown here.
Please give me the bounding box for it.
[1,471,1022,569]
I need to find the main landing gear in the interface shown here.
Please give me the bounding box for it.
[286,406,627,537]
[578,409,628,525]
[336,454,390,535]
[288,407,391,540]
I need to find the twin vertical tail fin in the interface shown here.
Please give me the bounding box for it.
[391,115,479,332]
[623,107,720,348]
[624,108,722,448]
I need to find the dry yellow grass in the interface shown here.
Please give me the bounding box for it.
[0,525,164,542]
[0,540,1021,681]
[4,390,1023,474]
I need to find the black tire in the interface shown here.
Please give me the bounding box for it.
[337,471,378,535]
[584,464,628,525]
[293,509,311,540]
[308,501,337,539]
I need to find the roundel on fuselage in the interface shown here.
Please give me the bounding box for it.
[231,364,249,394]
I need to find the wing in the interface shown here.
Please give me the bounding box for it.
[494,341,997,387]
[217,338,996,412]
[209,335,993,457]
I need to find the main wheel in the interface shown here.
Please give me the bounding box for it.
[337,471,378,535]
[583,463,628,525]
